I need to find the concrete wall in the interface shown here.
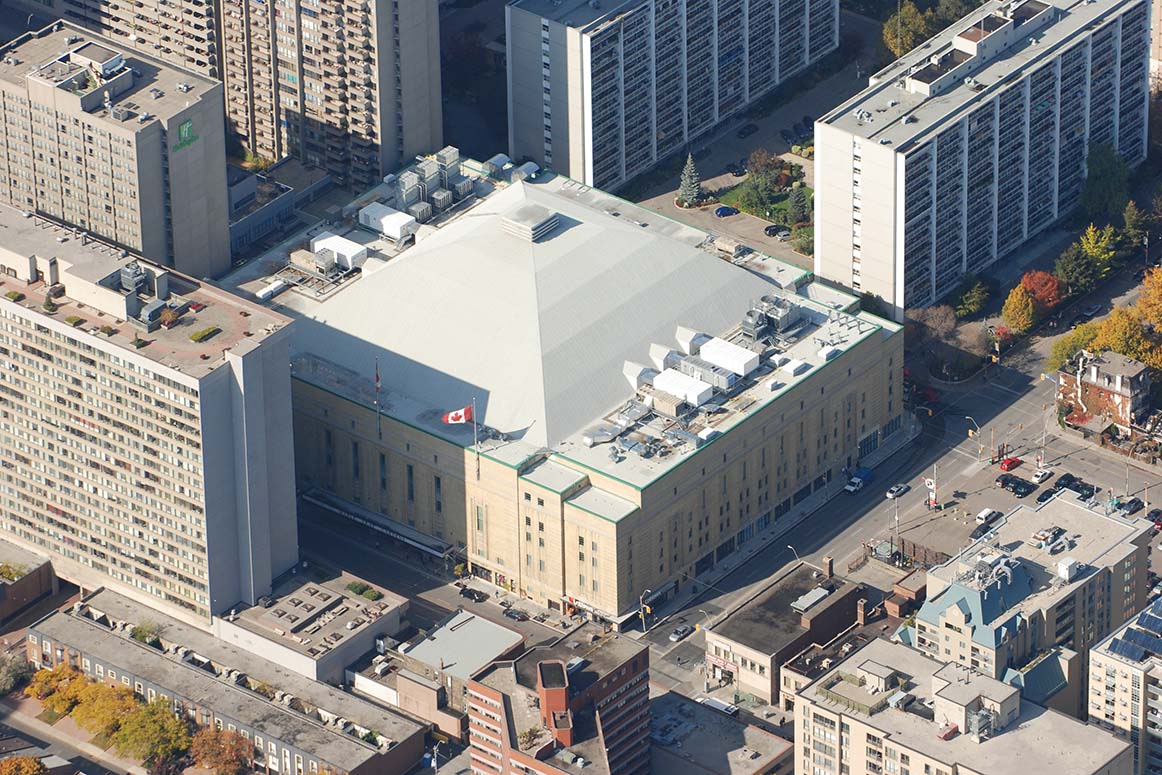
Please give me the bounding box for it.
[0,561,56,625]
[389,0,444,172]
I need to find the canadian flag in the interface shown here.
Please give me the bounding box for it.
[442,404,473,424]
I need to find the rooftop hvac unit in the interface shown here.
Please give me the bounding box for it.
[451,177,474,200]
[1057,557,1080,581]
[622,361,656,390]
[675,326,711,355]
[818,346,842,362]
[699,337,760,376]
[653,368,713,406]
[740,309,769,339]
[781,359,810,377]
[406,201,433,223]
[650,390,686,418]
[767,298,802,331]
[120,262,146,293]
[649,343,682,372]
[430,188,453,211]
[436,146,460,168]
[678,355,736,390]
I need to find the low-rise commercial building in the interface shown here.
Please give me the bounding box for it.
[649,691,793,775]
[467,622,650,775]
[0,24,231,278]
[27,588,428,775]
[910,497,1151,717]
[0,205,298,626]
[229,157,905,628]
[212,573,407,684]
[793,637,1132,775]
[348,609,525,741]
[1089,596,1162,775]
[705,561,866,709]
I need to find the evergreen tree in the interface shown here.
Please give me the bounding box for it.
[788,187,810,224]
[677,154,703,206]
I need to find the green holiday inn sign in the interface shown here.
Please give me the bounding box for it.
[172,119,199,151]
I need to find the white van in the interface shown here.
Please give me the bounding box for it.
[976,508,1002,525]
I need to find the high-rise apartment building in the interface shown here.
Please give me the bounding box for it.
[506,0,839,189]
[814,0,1149,318]
[1089,597,1162,775]
[0,24,231,279]
[220,0,443,188]
[5,0,444,192]
[467,622,650,775]
[0,205,299,626]
[793,638,1133,775]
[909,498,1150,717]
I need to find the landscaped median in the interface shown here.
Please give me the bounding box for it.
[17,663,254,775]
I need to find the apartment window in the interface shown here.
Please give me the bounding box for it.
[476,505,485,531]
[406,465,414,501]
[579,536,585,546]
[537,497,544,506]
[324,429,333,466]
[351,441,360,480]
[434,476,443,513]
[379,454,388,491]
[539,521,545,532]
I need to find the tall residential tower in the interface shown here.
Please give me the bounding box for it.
[814,0,1148,318]
[0,206,298,626]
[506,0,840,189]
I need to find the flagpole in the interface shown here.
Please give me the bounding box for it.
[473,396,480,481]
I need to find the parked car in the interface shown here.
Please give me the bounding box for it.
[1007,478,1036,498]
[995,473,1015,488]
[1054,473,1078,490]
[726,163,743,177]
[1036,488,1058,504]
[1080,303,1101,318]
[1119,497,1145,516]
[885,484,910,499]
[1031,468,1053,484]
[1065,480,1097,500]
[715,206,739,218]
[780,129,796,145]
[765,224,791,239]
[970,523,992,540]
[1148,508,1162,529]
[736,123,759,139]
[460,587,489,603]
[999,457,1022,472]
[504,608,530,621]
[669,624,695,642]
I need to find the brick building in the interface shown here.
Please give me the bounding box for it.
[467,623,650,775]
[1057,350,1152,434]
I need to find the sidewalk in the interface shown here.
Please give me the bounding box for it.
[1,696,146,775]
[634,411,925,637]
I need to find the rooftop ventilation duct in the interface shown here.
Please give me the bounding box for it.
[501,204,559,242]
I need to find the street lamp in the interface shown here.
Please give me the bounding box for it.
[965,416,982,462]
[787,544,800,562]
[639,588,653,631]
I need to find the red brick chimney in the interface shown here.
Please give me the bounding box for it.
[857,598,868,626]
[536,661,573,746]
[822,556,834,578]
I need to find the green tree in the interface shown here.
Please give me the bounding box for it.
[788,187,810,224]
[677,153,703,206]
[72,682,140,738]
[0,654,33,696]
[1001,284,1038,333]
[953,275,990,319]
[1081,143,1129,220]
[883,2,932,58]
[1054,243,1100,296]
[190,728,253,775]
[1124,199,1148,245]
[931,0,978,26]
[1047,322,1100,370]
[1080,223,1117,270]
[112,698,192,765]
[0,757,47,775]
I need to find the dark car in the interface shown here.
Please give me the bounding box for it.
[970,523,991,540]
[1007,478,1037,498]
[802,114,813,128]
[1120,497,1145,515]
[765,224,791,239]
[995,473,1015,488]
[715,206,739,218]
[1065,480,1096,500]
[780,129,796,145]
[459,587,489,603]
[736,123,759,139]
[1148,508,1162,529]
[1036,488,1058,504]
[503,608,529,621]
[1053,473,1078,490]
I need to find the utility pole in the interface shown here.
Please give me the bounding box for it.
[1146,481,1150,511]
[932,462,939,510]
[1126,463,1131,500]
[894,498,901,558]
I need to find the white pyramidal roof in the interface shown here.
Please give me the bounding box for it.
[293,177,777,448]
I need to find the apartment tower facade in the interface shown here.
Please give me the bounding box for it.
[220,0,443,187]
[506,0,839,189]
[814,0,1149,318]
[0,24,231,279]
[0,207,299,626]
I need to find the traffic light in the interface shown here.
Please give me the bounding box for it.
[967,429,975,437]
[991,355,999,363]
